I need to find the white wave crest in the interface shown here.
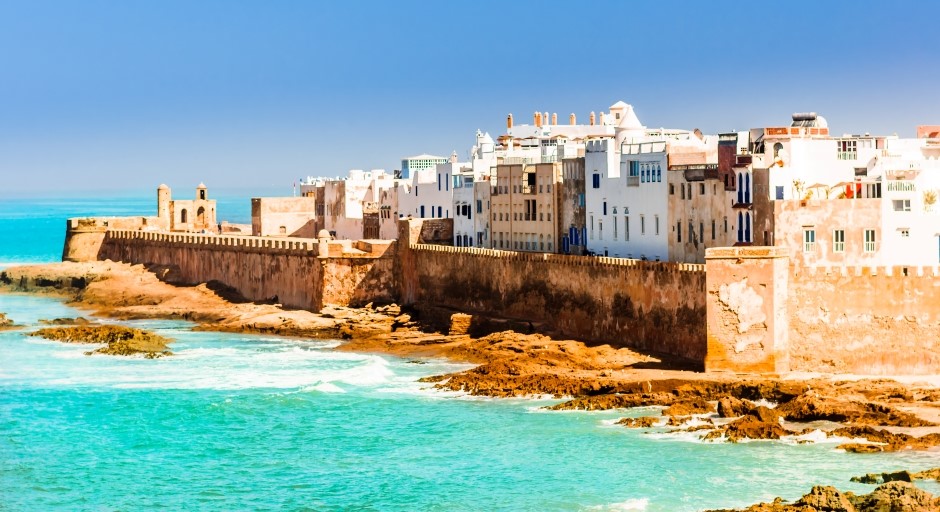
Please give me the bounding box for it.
[583,498,648,511]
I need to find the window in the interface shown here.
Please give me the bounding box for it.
[640,215,645,235]
[681,185,686,200]
[893,199,911,212]
[476,200,482,214]
[603,201,607,215]
[833,230,845,252]
[590,215,594,239]
[700,183,705,195]
[700,222,704,243]
[677,221,682,243]
[864,229,876,252]
[773,143,783,158]
[656,165,661,182]
[669,184,675,195]
[837,140,858,160]
[599,220,603,240]
[711,219,716,240]
[900,229,910,238]
[776,186,784,200]
[625,216,630,241]
[613,216,618,240]
[655,215,660,236]
[803,228,816,252]
[592,173,601,189]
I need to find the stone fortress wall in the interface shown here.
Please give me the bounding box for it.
[64,216,940,374]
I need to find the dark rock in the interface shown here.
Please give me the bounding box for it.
[616,416,658,428]
[849,481,940,511]
[29,325,172,358]
[794,485,856,511]
[851,471,913,485]
[662,397,714,416]
[777,392,933,427]
[717,396,753,418]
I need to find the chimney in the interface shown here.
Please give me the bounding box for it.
[570,113,576,125]
[551,113,557,125]
[507,113,513,129]
[599,112,606,125]
[535,111,541,127]
[589,111,596,126]
[544,112,549,126]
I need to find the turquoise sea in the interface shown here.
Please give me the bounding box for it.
[1,194,938,511]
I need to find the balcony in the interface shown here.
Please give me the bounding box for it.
[521,184,536,194]
[626,176,640,187]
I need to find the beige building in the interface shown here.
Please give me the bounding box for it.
[491,161,562,252]
[157,183,217,232]
[251,197,318,237]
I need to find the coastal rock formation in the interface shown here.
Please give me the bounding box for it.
[718,396,755,418]
[38,317,92,326]
[29,325,173,358]
[0,312,14,329]
[830,426,940,453]
[777,391,933,427]
[4,261,940,452]
[616,416,659,428]
[705,482,940,511]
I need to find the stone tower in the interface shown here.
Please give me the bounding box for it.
[196,182,207,201]
[157,184,171,228]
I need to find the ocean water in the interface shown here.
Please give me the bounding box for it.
[1,196,939,511]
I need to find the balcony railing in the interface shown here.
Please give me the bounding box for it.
[837,151,858,160]
[626,176,640,187]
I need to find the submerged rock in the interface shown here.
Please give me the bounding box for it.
[0,312,14,329]
[38,317,92,326]
[29,325,173,358]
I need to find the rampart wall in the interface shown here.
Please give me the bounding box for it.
[402,242,707,363]
[98,230,396,310]
[64,217,940,374]
[788,265,940,374]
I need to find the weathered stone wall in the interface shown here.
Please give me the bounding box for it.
[705,247,790,374]
[788,265,940,375]
[62,217,160,262]
[402,242,707,363]
[98,230,396,311]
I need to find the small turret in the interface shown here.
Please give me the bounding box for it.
[196,182,207,201]
[157,184,171,226]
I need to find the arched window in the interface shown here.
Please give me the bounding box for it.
[773,143,783,158]
[180,209,188,224]
[737,212,744,242]
[737,173,744,204]
[656,165,661,182]
[745,213,751,242]
[744,173,751,203]
[197,206,206,227]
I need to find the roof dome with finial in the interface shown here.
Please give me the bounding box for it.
[158,183,169,190]
[197,182,206,188]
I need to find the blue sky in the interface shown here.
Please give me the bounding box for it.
[2,0,939,196]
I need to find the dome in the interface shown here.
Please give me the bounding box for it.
[197,182,207,188]
[317,229,332,240]
[158,184,169,190]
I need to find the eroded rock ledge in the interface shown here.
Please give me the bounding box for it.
[30,325,173,358]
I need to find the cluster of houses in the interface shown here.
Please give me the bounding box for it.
[248,101,940,266]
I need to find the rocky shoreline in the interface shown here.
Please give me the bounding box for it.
[6,261,940,510]
[4,262,940,443]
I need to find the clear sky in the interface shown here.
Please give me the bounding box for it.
[2,0,939,196]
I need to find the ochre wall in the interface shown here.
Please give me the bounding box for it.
[97,230,397,311]
[404,243,707,363]
[788,265,940,374]
[705,247,790,374]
